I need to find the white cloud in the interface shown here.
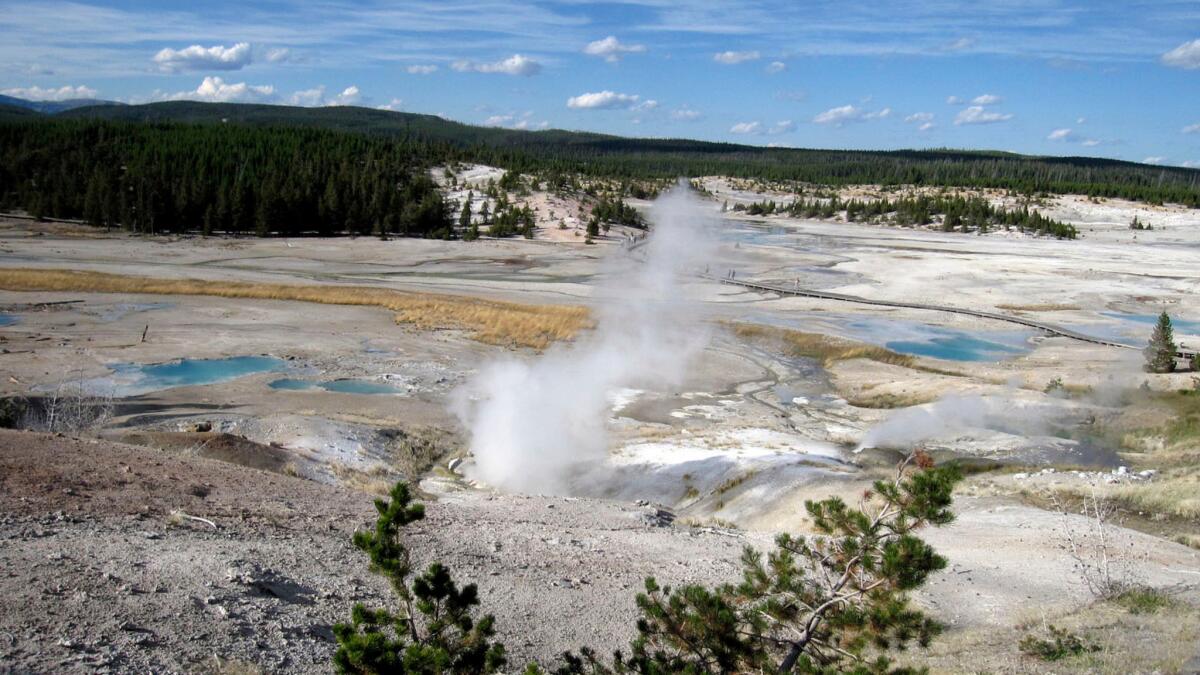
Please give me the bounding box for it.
[971,93,1002,105]
[378,98,404,111]
[153,42,252,72]
[945,37,973,51]
[1076,116,1087,124]
[954,105,1013,125]
[1162,39,1200,69]
[632,99,658,111]
[730,119,796,136]
[286,84,360,107]
[484,111,548,130]
[170,76,274,103]
[946,95,963,105]
[765,61,786,74]
[812,104,890,126]
[583,36,646,62]
[713,50,760,64]
[918,122,935,131]
[452,54,541,76]
[1182,160,1200,168]
[904,112,934,123]
[288,86,325,107]
[1047,128,1073,141]
[566,90,640,109]
[813,104,860,125]
[265,48,294,63]
[0,84,97,101]
[769,120,795,134]
[330,85,360,105]
[1143,156,1166,164]
[406,64,439,75]
[1081,139,1101,147]
[670,107,702,121]
[1183,123,1200,134]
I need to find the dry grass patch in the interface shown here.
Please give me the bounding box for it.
[729,323,916,368]
[329,462,395,496]
[0,268,591,349]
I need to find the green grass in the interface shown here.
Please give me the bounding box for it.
[1113,587,1171,615]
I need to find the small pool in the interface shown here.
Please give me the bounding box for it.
[97,356,287,396]
[0,313,16,327]
[1102,312,1200,336]
[751,312,1035,363]
[886,334,1027,362]
[269,378,403,395]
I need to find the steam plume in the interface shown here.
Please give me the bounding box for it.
[453,183,718,494]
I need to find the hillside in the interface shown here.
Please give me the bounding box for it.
[0,94,124,115]
[51,101,1200,206]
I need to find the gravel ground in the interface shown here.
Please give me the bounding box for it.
[0,429,755,673]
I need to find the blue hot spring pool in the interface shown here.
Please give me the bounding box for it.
[0,313,17,327]
[842,318,1033,362]
[97,356,287,396]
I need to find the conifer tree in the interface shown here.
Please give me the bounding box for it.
[333,483,507,674]
[1144,311,1177,373]
[538,451,961,674]
[459,194,473,230]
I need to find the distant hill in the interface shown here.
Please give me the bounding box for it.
[59,100,606,148]
[0,94,125,115]
[57,100,1182,171]
[0,102,42,121]
[20,99,1200,206]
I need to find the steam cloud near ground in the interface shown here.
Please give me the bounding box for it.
[453,184,719,494]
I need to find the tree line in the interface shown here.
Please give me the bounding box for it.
[738,193,1079,239]
[33,103,1200,209]
[0,119,452,237]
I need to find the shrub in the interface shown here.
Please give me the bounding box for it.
[1019,625,1097,661]
[1114,587,1170,614]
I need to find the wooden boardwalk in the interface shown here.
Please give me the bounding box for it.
[705,274,1140,349]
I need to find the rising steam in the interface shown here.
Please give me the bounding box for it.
[452,183,718,494]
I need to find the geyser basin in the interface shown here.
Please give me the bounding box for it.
[269,378,403,395]
[87,356,287,397]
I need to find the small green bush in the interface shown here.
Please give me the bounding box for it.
[1114,587,1171,614]
[1019,625,1097,661]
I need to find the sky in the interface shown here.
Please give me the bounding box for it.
[1,1,1199,166]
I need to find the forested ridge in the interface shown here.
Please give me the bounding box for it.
[738,193,1079,238]
[56,100,1200,207]
[2,100,1199,239]
[0,119,452,237]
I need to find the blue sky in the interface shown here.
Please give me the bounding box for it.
[2,1,1199,166]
